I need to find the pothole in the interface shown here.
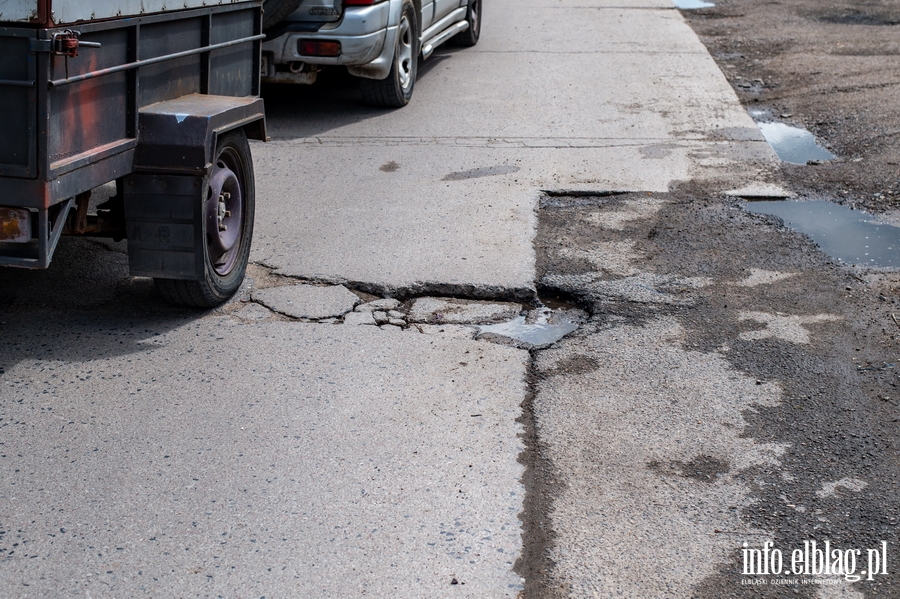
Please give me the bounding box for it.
[743,199,900,268]
[402,296,588,349]
[236,265,591,346]
[534,291,581,311]
[540,189,628,199]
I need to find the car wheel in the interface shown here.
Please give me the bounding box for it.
[262,0,304,30]
[450,0,481,47]
[154,130,255,308]
[359,0,418,108]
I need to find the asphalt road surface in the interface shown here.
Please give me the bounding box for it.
[1,1,898,598]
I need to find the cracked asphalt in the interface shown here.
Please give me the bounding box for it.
[2,0,899,598]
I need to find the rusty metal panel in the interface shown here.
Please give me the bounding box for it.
[47,27,130,176]
[138,17,204,106]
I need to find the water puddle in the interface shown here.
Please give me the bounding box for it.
[674,0,715,8]
[744,200,900,267]
[476,307,583,348]
[756,122,835,165]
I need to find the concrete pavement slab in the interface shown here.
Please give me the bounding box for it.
[0,319,527,598]
[407,325,479,341]
[355,299,402,312]
[252,284,359,319]
[255,0,777,292]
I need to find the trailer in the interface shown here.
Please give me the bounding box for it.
[0,0,267,307]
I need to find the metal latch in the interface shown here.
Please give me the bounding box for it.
[50,30,101,57]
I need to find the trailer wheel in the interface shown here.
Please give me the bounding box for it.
[155,130,255,308]
[359,1,418,108]
[263,0,304,30]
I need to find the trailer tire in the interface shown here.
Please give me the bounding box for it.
[263,0,304,30]
[155,129,255,308]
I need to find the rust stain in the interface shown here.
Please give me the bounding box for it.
[33,0,55,27]
[58,51,103,161]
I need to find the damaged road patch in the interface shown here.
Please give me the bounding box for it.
[533,316,786,598]
[525,187,900,597]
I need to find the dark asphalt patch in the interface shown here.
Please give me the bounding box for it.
[516,362,568,599]
[529,185,900,598]
[649,455,733,483]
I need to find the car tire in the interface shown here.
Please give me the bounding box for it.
[262,0,304,30]
[359,0,418,108]
[154,130,255,308]
[450,0,481,47]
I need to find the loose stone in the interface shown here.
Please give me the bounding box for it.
[344,311,377,326]
[356,298,402,312]
[407,297,523,325]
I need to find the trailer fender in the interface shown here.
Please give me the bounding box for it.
[124,94,265,281]
[133,94,266,174]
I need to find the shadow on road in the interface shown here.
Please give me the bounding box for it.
[0,237,205,376]
[261,53,453,138]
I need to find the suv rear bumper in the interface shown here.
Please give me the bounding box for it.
[262,3,395,76]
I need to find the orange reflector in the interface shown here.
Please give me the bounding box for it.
[296,40,341,57]
[0,207,30,243]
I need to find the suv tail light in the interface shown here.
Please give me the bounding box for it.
[297,40,342,57]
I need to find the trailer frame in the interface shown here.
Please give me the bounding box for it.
[0,1,266,306]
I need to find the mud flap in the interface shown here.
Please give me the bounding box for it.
[123,174,206,279]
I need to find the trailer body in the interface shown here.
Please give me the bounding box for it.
[0,0,265,306]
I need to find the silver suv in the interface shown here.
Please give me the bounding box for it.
[261,0,482,107]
